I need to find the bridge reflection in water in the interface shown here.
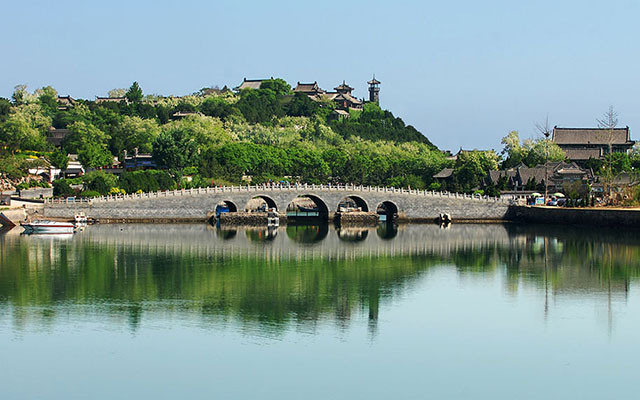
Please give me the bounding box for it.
[1,223,639,336]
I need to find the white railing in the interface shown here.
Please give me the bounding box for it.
[45,183,508,204]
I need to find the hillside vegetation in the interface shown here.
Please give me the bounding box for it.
[1,80,450,194]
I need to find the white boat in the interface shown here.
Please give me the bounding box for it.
[267,208,279,227]
[21,220,75,234]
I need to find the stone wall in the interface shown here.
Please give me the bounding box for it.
[44,187,514,222]
[514,206,640,227]
[19,188,53,199]
[337,212,379,226]
[219,212,270,225]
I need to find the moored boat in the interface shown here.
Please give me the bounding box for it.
[74,213,88,223]
[21,220,75,234]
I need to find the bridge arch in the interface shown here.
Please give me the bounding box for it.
[376,201,399,220]
[215,200,238,215]
[286,194,330,221]
[337,195,369,212]
[244,195,278,212]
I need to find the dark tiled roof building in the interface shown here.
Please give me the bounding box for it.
[552,126,635,162]
[96,96,129,105]
[293,82,324,96]
[235,78,269,91]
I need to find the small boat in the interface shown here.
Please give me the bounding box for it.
[21,220,75,234]
[74,213,88,223]
[267,208,279,227]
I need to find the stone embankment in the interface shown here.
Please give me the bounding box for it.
[218,212,279,225]
[336,212,380,226]
[514,205,640,227]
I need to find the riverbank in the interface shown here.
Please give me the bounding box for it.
[514,205,640,227]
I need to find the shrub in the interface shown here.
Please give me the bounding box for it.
[79,190,100,198]
[119,170,176,193]
[53,179,75,197]
[83,171,118,195]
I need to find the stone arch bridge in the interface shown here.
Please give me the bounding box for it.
[44,184,513,221]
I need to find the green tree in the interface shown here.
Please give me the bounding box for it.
[119,170,176,193]
[286,93,319,117]
[0,98,10,122]
[11,84,29,105]
[49,150,69,170]
[52,179,75,197]
[236,88,283,124]
[152,128,199,169]
[36,86,58,117]
[0,105,50,152]
[125,82,143,103]
[259,78,291,96]
[522,139,565,166]
[200,97,240,120]
[83,171,118,195]
[63,121,113,168]
[112,116,160,154]
[597,106,619,203]
[500,130,526,168]
[453,150,499,192]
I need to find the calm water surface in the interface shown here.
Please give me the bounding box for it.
[1,223,640,399]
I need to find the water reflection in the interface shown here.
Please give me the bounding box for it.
[376,222,398,239]
[1,223,639,336]
[337,227,369,242]
[285,223,329,243]
[245,227,278,242]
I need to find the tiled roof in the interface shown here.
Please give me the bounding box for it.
[433,168,454,179]
[553,127,632,145]
[333,92,362,105]
[311,92,338,101]
[57,95,75,105]
[367,77,381,85]
[486,170,516,184]
[96,96,128,104]
[334,81,354,92]
[563,148,603,160]
[294,82,324,94]
[235,78,267,91]
[517,167,548,185]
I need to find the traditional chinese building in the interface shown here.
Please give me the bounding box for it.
[238,77,370,110]
[234,78,270,91]
[368,76,381,103]
[552,126,635,163]
[293,82,325,96]
[95,96,129,105]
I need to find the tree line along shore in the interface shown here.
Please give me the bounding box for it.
[1,79,639,205]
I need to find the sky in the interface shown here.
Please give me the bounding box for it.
[2,0,639,151]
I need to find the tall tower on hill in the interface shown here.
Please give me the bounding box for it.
[368,75,381,103]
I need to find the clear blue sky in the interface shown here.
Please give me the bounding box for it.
[2,0,639,151]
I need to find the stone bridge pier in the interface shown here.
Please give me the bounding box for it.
[44,184,513,222]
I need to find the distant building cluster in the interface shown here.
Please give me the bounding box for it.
[235,76,382,113]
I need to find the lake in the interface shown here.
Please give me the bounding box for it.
[1,223,640,399]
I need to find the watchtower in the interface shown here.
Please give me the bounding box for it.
[368,75,381,103]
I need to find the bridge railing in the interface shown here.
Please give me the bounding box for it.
[45,183,509,204]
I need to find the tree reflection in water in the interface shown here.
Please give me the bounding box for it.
[1,223,639,335]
